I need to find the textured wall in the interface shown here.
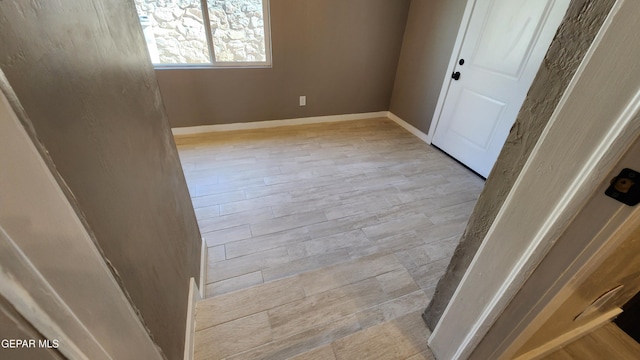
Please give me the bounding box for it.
[0,1,202,359]
[157,0,411,128]
[389,0,468,134]
[424,0,617,329]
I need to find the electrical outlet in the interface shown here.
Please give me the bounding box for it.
[299,96,306,107]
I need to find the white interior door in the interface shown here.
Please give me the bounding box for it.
[431,0,570,178]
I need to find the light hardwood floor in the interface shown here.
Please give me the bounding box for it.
[543,323,640,359]
[175,118,484,360]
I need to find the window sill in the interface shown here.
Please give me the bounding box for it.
[153,64,273,70]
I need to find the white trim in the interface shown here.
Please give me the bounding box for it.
[199,238,207,299]
[387,112,431,144]
[262,0,273,68]
[0,226,99,360]
[428,1,640,358]
[171,112,388,135]
[426,0,477,144]
[154,64,272,70]
[183,277,201,360]
[514,308,622,360]
[184,238,207,360]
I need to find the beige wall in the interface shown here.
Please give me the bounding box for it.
[389,0,468,134]
[0,1,201,359]
[158,0,411,128]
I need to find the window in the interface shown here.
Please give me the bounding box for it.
[135,0,271,67]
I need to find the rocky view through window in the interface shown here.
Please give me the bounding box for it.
[135,0,269,65]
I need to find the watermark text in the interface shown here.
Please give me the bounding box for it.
[1,339,59,349]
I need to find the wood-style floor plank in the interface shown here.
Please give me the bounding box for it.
[196,276,306,331]
[288,345,337,360]
[178,118,483,360]
[543,322,640,360]
[268,278,388,340]
[331,311,431,360]
[194,312,272,360]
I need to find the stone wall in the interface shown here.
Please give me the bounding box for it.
[134,0,266,64]
[210,0,267,62]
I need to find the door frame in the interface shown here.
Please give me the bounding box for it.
[425,0,477,144]
[428,0,640,358]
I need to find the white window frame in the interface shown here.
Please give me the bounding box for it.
[152,0,272,69]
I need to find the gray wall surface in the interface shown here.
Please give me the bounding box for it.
[423,0,617,330]
[0,1,202,359]
[157,0,411,128]
[389,0,468,134]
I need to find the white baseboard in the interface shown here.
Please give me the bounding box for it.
[171,111,432,146]
[184,277,201,360]
[171,111,388,135]
[184,238,207,360]
[386,111,431,144]
[199,238,207,299]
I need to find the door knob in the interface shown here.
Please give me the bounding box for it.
[452,72,461,81]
